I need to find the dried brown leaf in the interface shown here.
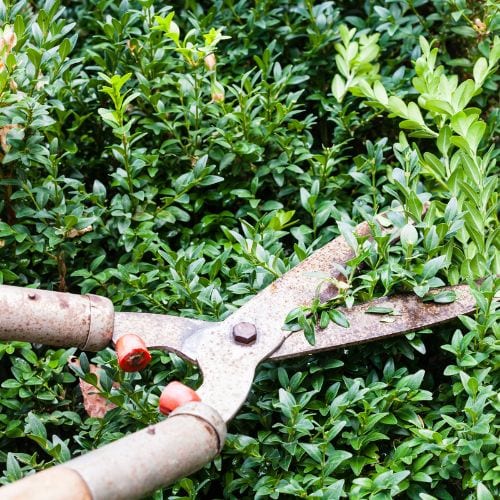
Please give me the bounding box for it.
[68,357,118,418]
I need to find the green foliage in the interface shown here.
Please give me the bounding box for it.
[340,32,499,279]
[0,0,498,498]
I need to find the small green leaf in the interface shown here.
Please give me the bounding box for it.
[99,370,113,393]
[319,311,330,329]
[303,320,316,346]
[477,482,494,500]
[424,226,439,251]
[324,450,353,475]
[443,365,460,376]
[373,80,388,105]
[6,453,23,480]
[79,353,90,374]
[413,472,432,483]
[424,99,454,116]
[400,223,418,246]
[329,309,350,328]
[423,290,457,303]
[421,256,448,280]
[473,57,488,87]
[25,413,47,440]
[444,197,458,222]
[396,370,425,390]
[452,80,475,112]
[466,121,486,153]
[350,456,371,475]
[379,317,396,323]
[437,125,452,155]
[337,221,358,252]
[300,443,322,463]
[388,96,408,117]
[331,74,346,102]
[400,119,424,131]
[366,306,394,314]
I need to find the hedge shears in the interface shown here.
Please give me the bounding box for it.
[0,216,477,500]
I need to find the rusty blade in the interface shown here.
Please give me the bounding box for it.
[190,219,394,421]
[112,312,211,363]
[271,284,476,360]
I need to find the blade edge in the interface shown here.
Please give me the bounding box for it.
[270,285,476,360]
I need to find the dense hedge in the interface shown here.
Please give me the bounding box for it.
[0,1,498,498]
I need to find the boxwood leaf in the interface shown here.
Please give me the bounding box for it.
[329,309,350,328]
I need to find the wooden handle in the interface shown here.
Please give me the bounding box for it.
[0,403,226,500]
[0,285,114,351]
[0,467,91,500]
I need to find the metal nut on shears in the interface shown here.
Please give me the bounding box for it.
[232,322,257,344]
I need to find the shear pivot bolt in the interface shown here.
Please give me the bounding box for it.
[232,322,257,345]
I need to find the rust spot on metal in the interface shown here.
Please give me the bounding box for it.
[319,283,340,303]
[59,297,69,309]
[201,421,216,438]
[232,322,257,344]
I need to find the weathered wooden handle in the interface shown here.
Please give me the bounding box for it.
[0,402,226,500]
[0,285,114,351]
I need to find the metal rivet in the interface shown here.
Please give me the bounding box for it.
[28,292,37,300]
[232,322,257,345]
